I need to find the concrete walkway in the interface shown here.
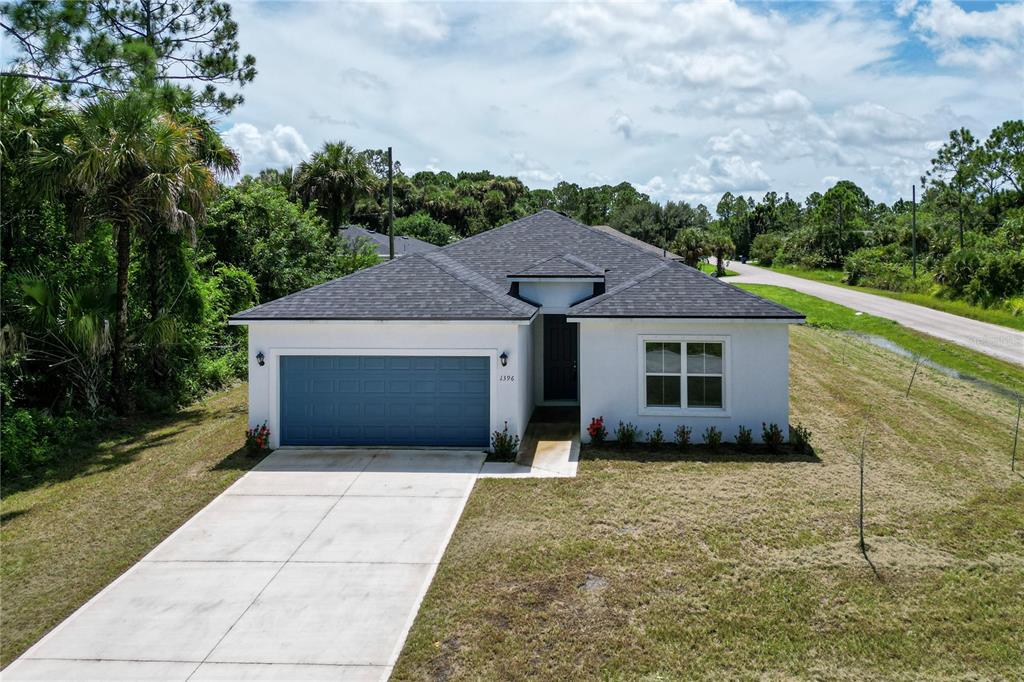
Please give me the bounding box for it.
[5,449,485,682]
[729,261,1024,366]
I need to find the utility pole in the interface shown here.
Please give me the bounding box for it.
[387,146,395,260]
[911,184,917,279]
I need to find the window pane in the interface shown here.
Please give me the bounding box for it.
[687,343,704,373]
[663,343,681,373]
[704,343,723,374]
[687,376,723,408]
[647,375,681,407]
[646,342,664,373]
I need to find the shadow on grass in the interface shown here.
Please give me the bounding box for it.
[1,402,245,498]
[583,443,821,464]
[210,445,270,473]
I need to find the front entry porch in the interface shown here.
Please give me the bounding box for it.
[480,406,580,479]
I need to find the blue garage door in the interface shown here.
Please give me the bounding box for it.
[279,355,490,447]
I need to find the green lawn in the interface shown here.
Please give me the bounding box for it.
[698,261,737,277]
[738,284,1024,396]
[0,383,260,666]
[761,264,1024,332]
[393,325,1023,680]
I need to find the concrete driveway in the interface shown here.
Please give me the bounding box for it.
[729,261,1024,366]
[5,449,485,682]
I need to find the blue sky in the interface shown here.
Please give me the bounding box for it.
[221,0,1023,205]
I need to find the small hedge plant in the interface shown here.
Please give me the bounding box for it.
[762,422,784,452]
[703,425,722,450]
[245,422,271,455]
[790,423,813,454]
[736,425,753,449]
[649,425,665,446]
[615,421,639,448]
[587,416,607,444]
[491,421,520,460]
[674,424,692,449]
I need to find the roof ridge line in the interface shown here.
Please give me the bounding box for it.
[425,251,535,316]
[561,253,605,275]
[570,261,670,313]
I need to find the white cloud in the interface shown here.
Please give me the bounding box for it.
[707,128,756,154]
[509,152,562,186]
[222,123,311,177]
[678,154,771,194]
[908,0,1024,71]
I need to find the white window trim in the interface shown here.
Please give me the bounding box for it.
[636,335,731,417]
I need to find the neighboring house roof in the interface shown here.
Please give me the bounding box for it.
[232,210,803,322]
[339,225,439,257]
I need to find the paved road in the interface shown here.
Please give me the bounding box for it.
[6,449,485,682]
[728,261,1024,367]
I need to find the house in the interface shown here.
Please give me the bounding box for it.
[338,224,439,258]
[231,210,804,449]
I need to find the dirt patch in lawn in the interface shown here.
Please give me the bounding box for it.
[393,326,1024,680]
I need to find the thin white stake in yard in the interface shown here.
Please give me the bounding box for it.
[858,424,867,552]
[1013,395,1021,473]
[906,356,923,398]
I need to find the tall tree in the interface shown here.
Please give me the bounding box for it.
[926,127,981,248]
[34,91,236,412]
[2,0,256,113]
[293,141,376,231]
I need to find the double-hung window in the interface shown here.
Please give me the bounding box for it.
[641,337,726,412]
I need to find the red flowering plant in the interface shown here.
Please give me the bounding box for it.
[587,416,607,443]
[245,422,271,455]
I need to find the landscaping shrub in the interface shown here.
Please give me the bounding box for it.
[245,421,271,456]
[649,425,664,446]
[790,423,813,455]
[736,425,753,449]
[615,421,639,448]
[674,424,692,449]
[762,422,785,452]
[703,425,722,450]
[490,421,520,460]
[587,416,607,443]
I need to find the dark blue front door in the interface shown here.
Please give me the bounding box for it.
[279,356,490,447]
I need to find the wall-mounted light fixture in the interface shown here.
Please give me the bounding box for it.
[256,351,265,367]
[499,351,509,367]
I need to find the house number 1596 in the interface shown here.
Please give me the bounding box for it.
[499,375,515,382]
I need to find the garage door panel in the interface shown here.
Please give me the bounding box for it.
[280,355,490,447]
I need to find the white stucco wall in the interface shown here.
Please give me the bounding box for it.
[574,318,794,443]
[244,320,532,449]
[518,281,595,311]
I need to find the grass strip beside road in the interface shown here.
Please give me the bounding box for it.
[761,264,1024,332]
[738,283,1023,396]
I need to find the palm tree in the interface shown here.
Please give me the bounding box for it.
[706,230,735,277]
[33,92,235,412]
[671,228,711,268]
[293,141,376,230]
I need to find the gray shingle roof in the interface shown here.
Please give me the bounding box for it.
[339,225,439,257]
[509,254,605,278]
[232,209,803,322]
[568,261,803,319]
